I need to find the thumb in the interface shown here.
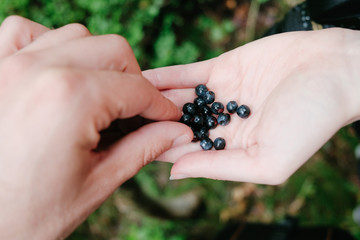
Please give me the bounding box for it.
[92,121,193,188]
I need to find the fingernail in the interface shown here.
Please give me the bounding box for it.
[169,174,190,180]
[172,134,192,148]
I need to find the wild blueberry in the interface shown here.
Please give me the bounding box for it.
[180,114,193,126]
[200,105,212,116]
[194,97,206,108]
[190,125,197,134]
[236,105,251,119]
[217,113,231,126]
[183,103,197,115]
[203,91,215,104]
[205,115,218,129]
[211,102,224,114]
[195,84,208,98]
[200,137,213,151]
[196,127,209,140]
[193,131,201,142]
[192,114,204,127]
[214,137,226,150]
[226,101,238,113]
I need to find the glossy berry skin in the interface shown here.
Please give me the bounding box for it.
[214,137,226,150]
[180,114,193,126]
[190,125,197,134]
[194,127,209,141]
[203,91,215,104]
[200,137,213,151]
[183,103,197,115]
[205,115,218,129]
[195,84,208,98]
[192,115,204,127]
[194,97,206,108]
[211,102,224,114]
[217,113,231,126]
[237,105,251,119]
[226,101,238,113]
[200,105,212,116]
[193,131,201,142]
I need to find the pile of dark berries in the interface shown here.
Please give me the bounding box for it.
[179,84,251,151]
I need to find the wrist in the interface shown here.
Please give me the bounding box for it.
[336,29,360,124]
[299,28,360,126]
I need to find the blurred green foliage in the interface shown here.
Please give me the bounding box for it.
[0,0,235,69]
[1,0,360,239]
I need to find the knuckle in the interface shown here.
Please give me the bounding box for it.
[65,23,90,37]
[0,15,29,32]
[38,69,82,100]
[106,34,131,52]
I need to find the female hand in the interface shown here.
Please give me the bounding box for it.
[0,16,192,239]
[144,28,360,184]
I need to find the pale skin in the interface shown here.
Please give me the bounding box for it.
[1,15,360,239]
[0,16,192,239]
[144,27,360,184]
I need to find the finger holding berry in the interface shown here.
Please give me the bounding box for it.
[0,17,193,239]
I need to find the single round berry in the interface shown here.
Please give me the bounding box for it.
[179,114,193,126]
[194,97,206,108]
[226,101,238,113]
[192,114,204,127]
[200,137,213,151]
[183,103,197,115]
[214,137,226,150]
[203,91,215,104]
[197,127,209,140]
[211,102,224,114]
[200,105,212,116]
[236,105,251,119]
[205,115,218,129]
[217,113,231,126]
[195,84,208,98]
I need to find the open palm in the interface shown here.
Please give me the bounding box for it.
[143,28,360,184]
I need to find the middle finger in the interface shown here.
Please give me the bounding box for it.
[38,34,141,74]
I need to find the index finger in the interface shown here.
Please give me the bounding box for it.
[142,59,215,90]
[64,70,182,131]
[0,16,49,58]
